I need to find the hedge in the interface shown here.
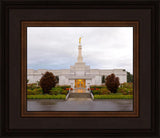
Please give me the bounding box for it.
[49,87,68,95]
[56,85,70,89]
[90,85,106,89]
[94,95,133,99]
[27,95,66,99]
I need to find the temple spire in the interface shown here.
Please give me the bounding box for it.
[77,37,83,62]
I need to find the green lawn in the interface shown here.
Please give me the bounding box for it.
[27,95,66,99]
[94,95,133,99]
[27,94,133,99]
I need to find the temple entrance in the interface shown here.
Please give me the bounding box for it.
[75,79,86,88]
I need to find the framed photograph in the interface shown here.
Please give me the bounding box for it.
[21,21,139,117]
[1,0,159,137]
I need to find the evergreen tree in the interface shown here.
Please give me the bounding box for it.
[102,75,106,83]
[127,72,133,83]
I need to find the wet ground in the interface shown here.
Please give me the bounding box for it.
[27,99,133,111]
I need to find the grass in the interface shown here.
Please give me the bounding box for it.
[27,94,132,99]
[27,95,66,99]
[94,95,133,99]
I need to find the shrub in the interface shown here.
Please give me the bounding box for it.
[27,83,38,90]
[32,88,43,95]
[117,87,125,93]
[61,90,68,95]
[57,85,70,89]
[27,88,43,95]
[66,88,70,91]
[40,72,57,94]
[105,73,120,93]
[123,91,128,95]
[90,85,106,89]
[117,87,133,95]
[120,82,133,89]
[92,88,110,95]
[92,90,101,95]
[50,87,63,95]
[34,87,42,92]
[54,86,62,89]
[128,90,133,95]
[100,88,111,95]
[27,89,34,95]
[49,87,68,95]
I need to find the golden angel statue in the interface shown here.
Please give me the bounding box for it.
[79,37,81,44]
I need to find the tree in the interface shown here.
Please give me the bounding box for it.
[102,75,106,83]
[40,72,57,94]
[127,72,133,83]
[105,73,120,93]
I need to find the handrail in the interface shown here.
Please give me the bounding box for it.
[65,88,71,100]
[88,88,94,100]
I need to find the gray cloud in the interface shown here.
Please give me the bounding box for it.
[27,27,133,74]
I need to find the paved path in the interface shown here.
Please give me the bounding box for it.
[27,99,133,111]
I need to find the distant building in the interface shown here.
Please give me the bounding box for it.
[28,38,127,88]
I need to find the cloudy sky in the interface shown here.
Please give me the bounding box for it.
[27,27,133,74]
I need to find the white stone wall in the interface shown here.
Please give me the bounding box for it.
[27,74,42,84]
[115,74,127,83]
[59,76,68,85]
[99,69,127,84]
[90,76,101,85]
[27,69,43,84]
[27,69,127,85]
[69,80,75,88]
[86,80,92,88]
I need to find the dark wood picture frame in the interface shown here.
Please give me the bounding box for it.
[0,0,160,137]
[21,21,139,117]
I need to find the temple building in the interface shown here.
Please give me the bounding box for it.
[28,38,127,88]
